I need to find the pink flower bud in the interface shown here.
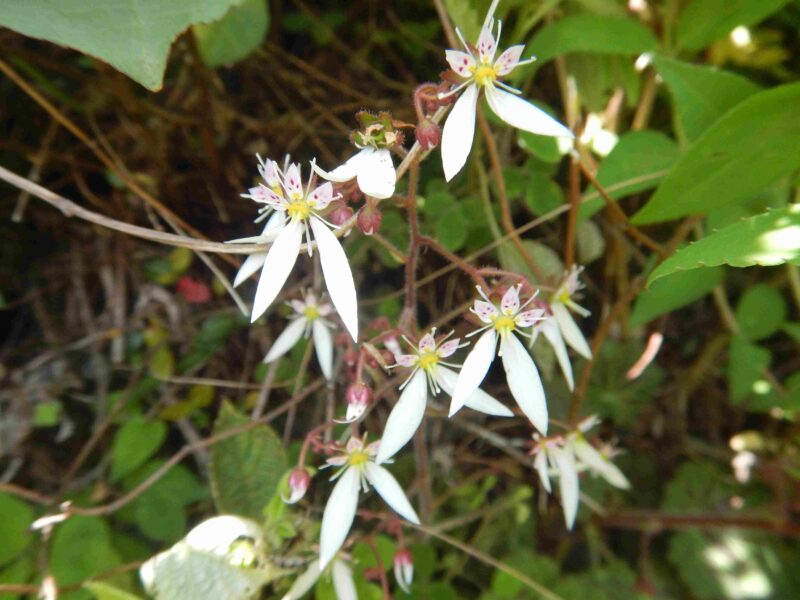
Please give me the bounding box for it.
[345,382,372,421]
[357,201,382,235]
[393,549,414,594]
[328,202,354,227]
[415,119,442,151]
[283,467,311,504]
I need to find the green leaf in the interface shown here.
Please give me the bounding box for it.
[0,494,34,566]
[210,401,287,519]
[632,83,800,224]
[728,334,771,402]
[735,284,788,341]
[194,0,269,67]
[84,582,143,600]
[630,266,724,327]
[652,55,760,142]
[498,240,564,284]
[576,221,605,264]
[676,0,791,51]
[0,556,34,600]
[51,516,122,590]
[33,400,62,427]
[148,345,175,379]
[579,130,679,222]
[435,204,469,251]
[527,15,658,66]
[525,172,565,216]
[648,205,800,285]
[662,461,734,511]
[110,418,168,482]
[0,0,248,90]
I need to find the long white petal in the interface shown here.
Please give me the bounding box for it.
[312,320,334,380]
[534,451,552,494]
[539,318,574,391]
[310,217,359,342]
[281,560,321,600]
[441,84,479,181]
[331,561,357,600]
[233,253,267,288]
[551,303,592,359]
[501,334,548,434]
[572,439,630,490]
[319,467,360,571]
[233,213,286,287]
[551,446,579,529]
[436,366,512,417]
[356,148,396,199]
[376,369,428,464]
[364,462,420,524]
[264,317,307,364]
[485,85,573,139]
[448,329,497,417]
[251,220,302,323]
[312,149,369,183]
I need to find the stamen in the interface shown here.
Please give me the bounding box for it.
[437,80,471,100]
[494,80,523,95]
[454,27,473,56]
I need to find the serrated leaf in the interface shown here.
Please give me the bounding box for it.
[632,83,800,225]
[676,0,791,51]
[631,267,724,327]
[648,206,800,285]
[0,494,34,566]
[194,0,269,67]
[0,0,248,90]
[735,284,787,341]
[110,418,167,482]
[527,15,658,66]
[210,401,287,519]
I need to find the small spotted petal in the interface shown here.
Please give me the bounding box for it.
[394,354,417,368]
[494,45,525,76]
[473,300,498,323]
[476,24,497,63]
[418,332,437,353]
[445,49,476,78]
[308,182,334,210]
[501,286,520,314]
[284,163,304,197]
[260,158,282,189]
[515,308,545,328]
[437,338,460,358]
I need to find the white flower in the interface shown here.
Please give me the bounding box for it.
[439,0,574,181]
[449,285,548,433]
[377,328,512,464]
[569,416,630,491]
[263,291,336,380]
[281,558,356,600]
[531,266,592,390]
[313,147,396,200]
[319,436,419,571]
[228,160,359,341]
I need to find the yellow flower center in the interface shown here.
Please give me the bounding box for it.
[418,352,439,372]
[556,289,571,304]
[287,200,311,221]
[348,450,370,468]
[303,305,320,321]
[270,185,284,197]
[493,315,516,335]
[474,65,498,87]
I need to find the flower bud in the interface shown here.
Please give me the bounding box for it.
[393,549,414,593]
[283,467,311,504]
[415,119,442,151]
[328,202,354,227]
[345,382,373,421]
[357,201,382,235]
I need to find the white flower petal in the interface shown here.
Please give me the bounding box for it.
[312,149,369,183]
[572,439,630,490]
[539,317,574,391]
[500,333,548,434]
[264,317,307,364]
[494,44,525,76]
[331,560,357,600]
[364,462,420,524]
[551,446,579,529]
[376,369,428,464]
[485,85,573,139]
[551,302,592,359]
[356,148,396,200]
[533,451,552,494]
[312,320,334,380]
[319,467,360,571]
[281,560,321,600]
[310,217,359,341]
[435,366,512,417]
[441,84,479,181]
[449,329,497,417]
[233,253,267,288]
[232,212,286,287]
[445,49,476,78]
[251,220,302,323]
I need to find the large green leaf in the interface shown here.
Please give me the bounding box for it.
[676,0,791,51]
[209,401,286,519]
[652,55,760,142]
[579,130,680,222]
[735,284,787,341]
[51,516,123,593]
[527,15,658,66]
[110,417,168,482]
[630,266,724,327]
[0,494,34,566]
[0,0,247,90]
[648,205,800,285]
[632,83,800,224]
[194,0,269,68]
